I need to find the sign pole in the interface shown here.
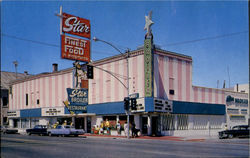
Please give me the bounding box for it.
[127,52,130,139]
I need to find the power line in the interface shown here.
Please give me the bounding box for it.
[1,33,60,48]
[160,31,248,47]
[2,30,248,50]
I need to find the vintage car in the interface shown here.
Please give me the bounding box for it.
[26,125,48,136]
[0,125,18,134]
[48,125,84,137]
[218,125,250,139]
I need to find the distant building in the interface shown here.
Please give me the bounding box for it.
[234,83,249,94]
[1,71,28,126]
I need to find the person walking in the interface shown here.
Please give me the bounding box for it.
[124,122,128,137]
[132,122,136,138]
[116,121,121,136]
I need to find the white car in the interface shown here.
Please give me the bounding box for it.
[48,125,84,137]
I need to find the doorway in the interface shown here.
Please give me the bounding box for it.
[152,116,159,136]
[75,117,85,130]
[141,117,148,135]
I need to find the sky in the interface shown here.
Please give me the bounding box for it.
[1,0,249,89]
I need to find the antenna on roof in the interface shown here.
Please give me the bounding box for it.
[227,66,231,88]
[13,61,18,79]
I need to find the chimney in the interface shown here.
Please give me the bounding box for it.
[53,63,58,72]
[223,80,226,89]
[236,84,239,92]
[24,71,28,75]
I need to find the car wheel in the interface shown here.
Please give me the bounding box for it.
[48,132,52,136]
[228,134,233,139]
[28,132,31,136]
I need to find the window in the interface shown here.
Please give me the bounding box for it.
[26,94,28,106]
[177,114,188,130]
[37,99,40,105]
[2,97,8,106]
[169,78,174,95]
[162,114,175,130]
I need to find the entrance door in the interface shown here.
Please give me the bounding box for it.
[141,117,148,135]
[152,116,159,136]
[75,118,85,130]
[87,117,91,133]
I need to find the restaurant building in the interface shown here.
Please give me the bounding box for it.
[7,37,249,137]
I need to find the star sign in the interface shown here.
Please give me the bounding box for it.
[144,11,154,36]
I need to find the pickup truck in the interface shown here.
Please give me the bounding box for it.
[26,125,48,136]
[48,125,84,137]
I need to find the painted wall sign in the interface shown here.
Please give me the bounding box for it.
[62,12,90,39]
[144,38,153,97]
[61,34,90,62]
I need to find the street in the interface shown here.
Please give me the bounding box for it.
[1,134,249,158]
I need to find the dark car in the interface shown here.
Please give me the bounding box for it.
[0,125,19,134]
[26,125,48,136]
[218,125,250,139]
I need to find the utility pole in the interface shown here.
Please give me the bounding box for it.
[93,37,131,139]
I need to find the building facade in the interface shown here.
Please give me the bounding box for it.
[7,39,249,137]
[1,71,28,126]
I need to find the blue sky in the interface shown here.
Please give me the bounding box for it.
[1,1,249,89]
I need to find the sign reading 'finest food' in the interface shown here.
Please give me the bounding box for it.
[61,34,90,62]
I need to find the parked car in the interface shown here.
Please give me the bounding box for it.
[0,125,18,134]
[218,125,250,139]
[48,125,84,137]
[26,125,48,136]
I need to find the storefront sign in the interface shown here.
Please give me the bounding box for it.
[62,12,90,39]
[7,111,20,117]
[226,95,248,106]
[61,34,90,62]
[67,88,88,105]
[144,38,153,97]
[42,107,65,116]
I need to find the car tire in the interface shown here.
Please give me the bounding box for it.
[48,132,52,136]
[228,134,233,139]
[28,132,31,136]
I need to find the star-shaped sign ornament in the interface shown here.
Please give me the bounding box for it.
[144,11,154,37]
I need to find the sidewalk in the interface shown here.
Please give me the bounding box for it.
[82,133,217,142]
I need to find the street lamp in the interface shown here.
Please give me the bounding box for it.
[93,37,130,139]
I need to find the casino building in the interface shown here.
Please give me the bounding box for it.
[7,12,249,137]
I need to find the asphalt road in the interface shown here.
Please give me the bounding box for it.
[1,134,249,158]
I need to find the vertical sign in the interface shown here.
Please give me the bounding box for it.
[144,38,153,97]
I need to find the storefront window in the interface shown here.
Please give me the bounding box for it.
[21,118,29,129]
[177,114,188,130]
[162,114,175,130]
[193,115,208,130]
[31,119,39,128]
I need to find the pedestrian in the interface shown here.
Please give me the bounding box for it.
[224,124,228,130]
[63,120,67,126]
[116,121,121,136]
[105,119,110,134]
[100,121,104,135]
[132,122,136,138]
[124,122,128,137]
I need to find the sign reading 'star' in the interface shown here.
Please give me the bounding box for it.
[67,88,88,105]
